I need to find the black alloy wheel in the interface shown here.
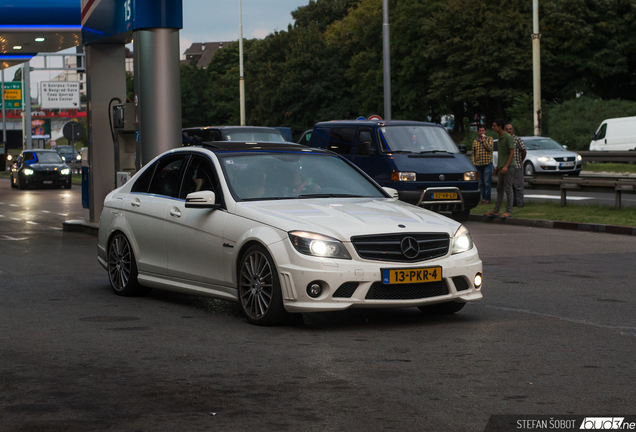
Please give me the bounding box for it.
[108,233,148,296]
[238,244,288,325]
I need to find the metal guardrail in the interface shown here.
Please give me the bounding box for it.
[523,175,636,209]
[578,151,636,164]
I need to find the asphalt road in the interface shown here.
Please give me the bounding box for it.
[1,178,635,432]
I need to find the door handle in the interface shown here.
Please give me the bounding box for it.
[131,198,141,207]
[170,207,182,218]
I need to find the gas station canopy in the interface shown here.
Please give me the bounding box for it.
[0,0,82,69]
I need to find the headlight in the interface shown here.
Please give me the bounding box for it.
[391,172,416,181]
[61,168,70,175]
[452,225,473,254]
[464,171,477,181]
[6,155,12,161]
[577,155,582,161]
[76,155,81,160]
[23,168,34,175]
[537,156,554,162]
[289,231,351,259]
[61,156,66,161]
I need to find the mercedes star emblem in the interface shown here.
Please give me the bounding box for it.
[400,236,420,259]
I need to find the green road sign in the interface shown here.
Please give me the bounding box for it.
[2,81,23,110]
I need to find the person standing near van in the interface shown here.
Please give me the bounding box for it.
[505,124,527,207]
[486,119,516,219]
[471,125,493,204]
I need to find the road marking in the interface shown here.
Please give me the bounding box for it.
[10,218,21,221]
[57,213,68,216]
[49,227,63,230]
[0,215,4,218]
[41,210,50,213]
[26,221,38,225]
[524,194,594,201]
[9,204,18,207]
[1,235,27,241]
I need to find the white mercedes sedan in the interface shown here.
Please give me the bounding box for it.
[98,142,483,325]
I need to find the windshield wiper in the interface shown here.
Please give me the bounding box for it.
[418,150,453,154]
[389,150,413,154]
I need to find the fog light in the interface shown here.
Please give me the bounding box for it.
[474,272,482,288]
[307,282,322,298]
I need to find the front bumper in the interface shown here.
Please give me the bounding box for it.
[398,188,481,211]
[536,161,582,173]
[22,172,72,187]
[269,239,483,313]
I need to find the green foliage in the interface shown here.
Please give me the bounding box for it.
[126,72,134,102]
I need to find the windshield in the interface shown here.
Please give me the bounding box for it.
[524,138,566,151]
[379,125,459,153]
[219,152,386,201]
[35,152,64,163]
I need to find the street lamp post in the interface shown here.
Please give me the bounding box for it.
[239,0,246,126]
[532,0,541,136]
[382,0,391,121]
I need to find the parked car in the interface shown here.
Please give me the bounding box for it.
[11,149,72,189]
[589,116,636,151]
[98,142,483,325]
[182,126,288,145]
[307,120,479,221]
[494,136,582,176]
[55,145,81,172]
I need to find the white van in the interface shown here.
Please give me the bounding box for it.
[589,116,636,151]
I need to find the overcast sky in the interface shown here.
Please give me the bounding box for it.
[3,0,310,98]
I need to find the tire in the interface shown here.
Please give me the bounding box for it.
[63,182,72,189]
[418,301,466,315]
[524,161,535,176]
[451,209,471,222]
[569,170,581,177]
[10,174,17,188]
[108,233,149,296]
[18,176,27,190]
[238,244,289,326]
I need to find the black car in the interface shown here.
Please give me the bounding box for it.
[11,149,72,189]
[182,126,287,145]
[55,145,81,172]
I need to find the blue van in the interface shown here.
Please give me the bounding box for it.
[307,120,479,220]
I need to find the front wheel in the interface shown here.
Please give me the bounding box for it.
[418,302,466,315]
[63,182,72,189]
[524,162,535,176]
[108,233,149,296]
[238,244,289,326]
[10,174,17,188]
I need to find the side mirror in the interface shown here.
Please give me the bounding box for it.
[592,133,598,140]
[562,145,568,149]
[458,144,467,154]
[357,141,372,155]
[185,190,220,209]
[382,187,399,199]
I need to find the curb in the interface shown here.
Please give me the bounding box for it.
[468,214,636,236]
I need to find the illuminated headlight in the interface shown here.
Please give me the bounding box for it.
[537,156,554,162]
[391,171,416,181]
[61,168,70,175]
[76,154,81,160]
[289,231,351,259]
[23,168,34,175]
[464,171,477,181]
[452,225,474,254]
[6,155,12,161]
[61,156,66,161]
[576,155,582,161]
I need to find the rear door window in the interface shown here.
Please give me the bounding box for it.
[328,128,355,155]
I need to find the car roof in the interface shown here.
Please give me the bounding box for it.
[183,126,282,132]
[26,149,59,153]
[182,141,324,153]
[314,120,440,128]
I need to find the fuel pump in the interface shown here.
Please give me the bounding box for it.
[110,99,136,187]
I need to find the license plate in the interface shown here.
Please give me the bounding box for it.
[43,180,53,184]
[432,192,457,200]
[560,162,575,168]
[383,267,442,284]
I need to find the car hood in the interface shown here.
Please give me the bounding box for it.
[529,149,578,158]
[388,153,475,174]
[30,163,68,170]
[234,198,460,241]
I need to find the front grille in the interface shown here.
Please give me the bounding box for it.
[351,233,449,262]
[365,280,449,300]
[333,282,359,298]
[452,276,469,291]
[36,170,58,177]
[416,173,463,182]
[554,157,575,162]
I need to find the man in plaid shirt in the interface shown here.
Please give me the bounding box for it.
[471,125,493,204]
[505,124,527,207]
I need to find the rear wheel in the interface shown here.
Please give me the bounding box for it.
[418,302,466,315]
[108,233,149,296]
[524,162,535,176]
[238,244,289,326]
